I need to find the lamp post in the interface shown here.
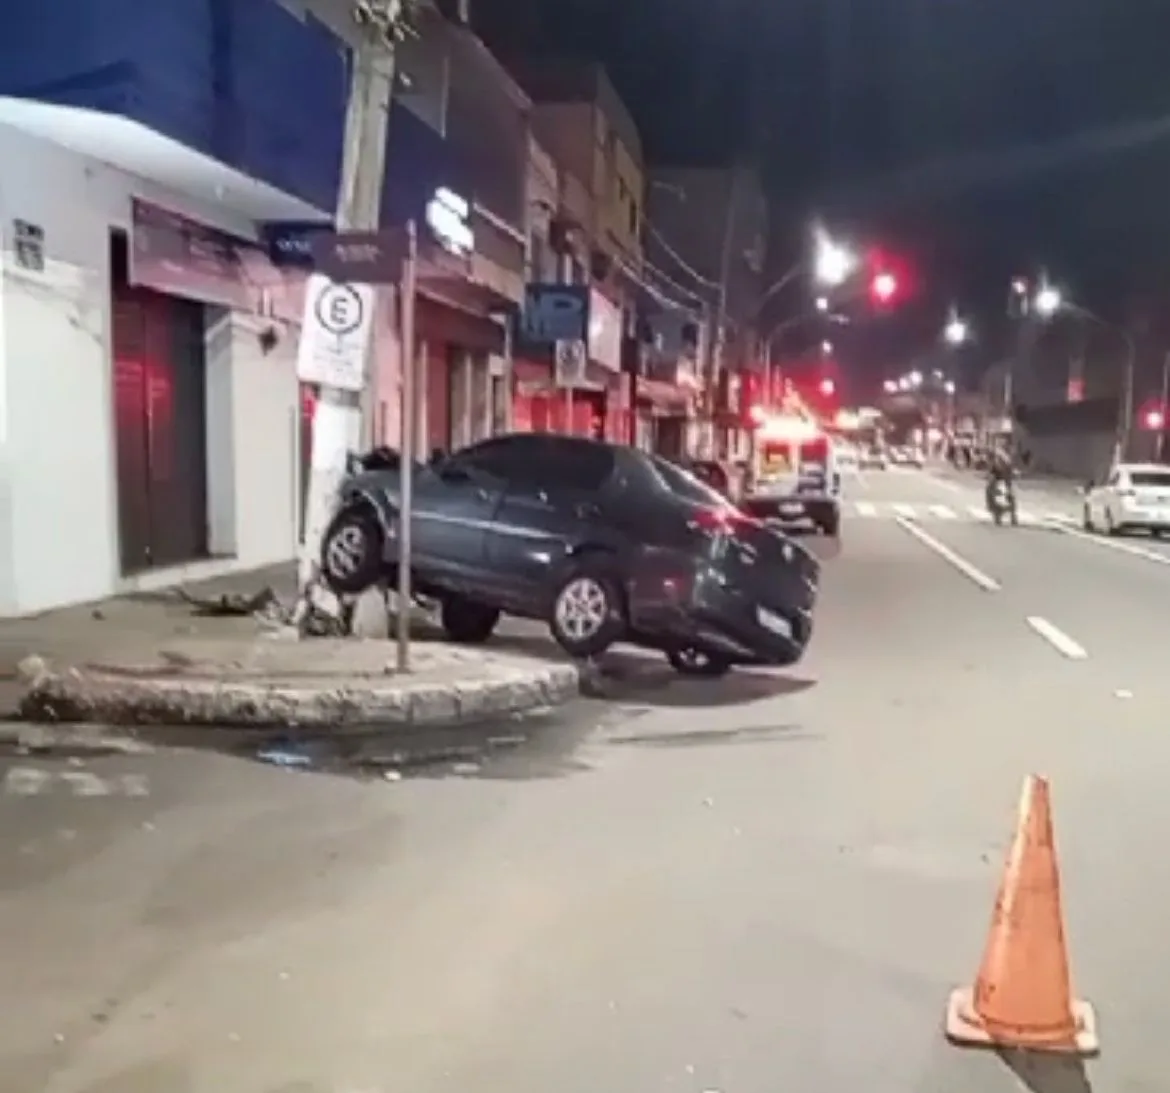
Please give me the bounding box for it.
[1031,282,1136,462]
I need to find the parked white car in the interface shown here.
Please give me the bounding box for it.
[1083,463,1170,536]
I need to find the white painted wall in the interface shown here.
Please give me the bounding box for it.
[0,122,303,615]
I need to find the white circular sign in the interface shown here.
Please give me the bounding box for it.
[314,283,364,336]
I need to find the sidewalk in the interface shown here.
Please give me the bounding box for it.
[1,565,579,734]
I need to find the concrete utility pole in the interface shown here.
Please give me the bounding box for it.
[296,0,407,627]
[707,169,742,459]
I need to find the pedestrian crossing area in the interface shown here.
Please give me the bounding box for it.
[846,501,1076,525]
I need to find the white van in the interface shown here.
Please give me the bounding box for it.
[742,419,842,536]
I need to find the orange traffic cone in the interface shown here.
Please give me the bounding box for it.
[945,775,1098,1054]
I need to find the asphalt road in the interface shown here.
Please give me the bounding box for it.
[2,463,1167,1092]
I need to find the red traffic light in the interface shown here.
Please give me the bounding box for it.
[818,378,836,397]
[1143,408,1164,430]
[871,272,897,304]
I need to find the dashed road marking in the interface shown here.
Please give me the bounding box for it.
[894,516,1002,591]
[3,766,150,798]
[856,501,878,518]
[892,503,917,518]
[1026,616,1088,659]
[929,504,957,519]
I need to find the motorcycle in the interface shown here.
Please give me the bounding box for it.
[988,479,1018,526]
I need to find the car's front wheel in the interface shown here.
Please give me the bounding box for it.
[439,596,500,644]
[1082,504,1094,532]
[667,647,733,678]
[548,562,624,658]
[320,506,385,594]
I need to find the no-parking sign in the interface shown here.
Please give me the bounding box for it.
[295,273,376,391]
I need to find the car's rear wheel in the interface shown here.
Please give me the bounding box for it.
[439,596,500,644]
[548,562,624,658]
[667,647,733,678]
[1082,504,1094,531]
[321,506,385,594]
[1105,508,1119,536]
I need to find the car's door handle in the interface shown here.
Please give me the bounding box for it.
[476,488,491,502]
[575,501,601,518]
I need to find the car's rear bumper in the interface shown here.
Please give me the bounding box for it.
[626,557,818,666]
[740,494,839,526]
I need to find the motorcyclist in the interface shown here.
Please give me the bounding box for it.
[985,448,1017,520]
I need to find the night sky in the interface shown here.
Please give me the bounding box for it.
[473,0,1170,393]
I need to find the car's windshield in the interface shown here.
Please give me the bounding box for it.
[1129,471,1170,488]
[650,456,728,507]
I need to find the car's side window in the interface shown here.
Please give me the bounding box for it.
[459,436,544,485]
[550,442,615,493]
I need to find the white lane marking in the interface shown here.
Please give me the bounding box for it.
[1050,522,1170,565]
[2,767,150,798]
[929,504,957,519]
[894,516,1001,590]
[967,505,989,521]
[893,503,917,518]
[4,767,50,796]
[855,501,878,517]
[1026,616,1088,659]
[59,771,110,797]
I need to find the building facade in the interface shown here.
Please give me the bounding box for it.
[506,62,639,444]
[0,0,522,615]
[645,164,768,458]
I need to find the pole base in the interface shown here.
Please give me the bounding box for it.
[944,987,1099,1056]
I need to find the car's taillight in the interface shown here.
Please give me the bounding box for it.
[689,506,748,535]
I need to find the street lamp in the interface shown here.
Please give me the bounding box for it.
[883,379,898,394]
[944,317,969,345]
[1034,285,1063,318]
[1033,283,1135,459]
[813,229,856,287]
[821,339,833,355]
[815,295,829,312]
[908,370,923,388]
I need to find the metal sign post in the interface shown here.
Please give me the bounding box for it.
[396,221,419,673]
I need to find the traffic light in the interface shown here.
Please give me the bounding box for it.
[1143,408,1164,431]
[870,271,898,305]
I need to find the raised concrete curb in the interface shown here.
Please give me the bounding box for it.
[15,643,581,733]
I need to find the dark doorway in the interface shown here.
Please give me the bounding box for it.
[110,229,210,575]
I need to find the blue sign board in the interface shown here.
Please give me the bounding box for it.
[261,220,334,268]
[520,283,590,344]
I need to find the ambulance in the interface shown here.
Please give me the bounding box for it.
[740,414,842,537]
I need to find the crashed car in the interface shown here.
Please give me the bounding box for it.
[318,434,819,677]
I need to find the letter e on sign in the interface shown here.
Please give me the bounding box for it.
[296,273,376,392]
